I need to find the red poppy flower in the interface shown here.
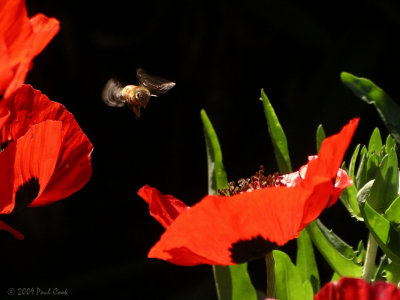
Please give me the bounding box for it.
[138,118,359,266]
[315,277,400,300]
[0,84,93,238]
[0,0,59,98]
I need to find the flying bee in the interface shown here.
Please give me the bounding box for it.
[102,68,176,118]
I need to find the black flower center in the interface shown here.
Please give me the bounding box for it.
[229,235,278,264]
[14,177,40,212]
[219,166,281,196]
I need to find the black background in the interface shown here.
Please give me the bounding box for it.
[1,0,400,299]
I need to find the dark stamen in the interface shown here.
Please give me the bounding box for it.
[218,165,281,196]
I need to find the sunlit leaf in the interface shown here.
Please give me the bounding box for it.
[307,219,362,277]
[360,199,400,264]
[201,109,228,195]
[274,250,313,300]
[355,146,368,190]
[368,128,383,155]
[385,195,400,224]
[380,260,400,284]
[260,89,292,174]
[296,229,320,293]
[341,72,400,143]
[367,148,399,213]
[385,134,396,154]
[316,124,326,153]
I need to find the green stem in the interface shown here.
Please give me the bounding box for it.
[265,252,276,298]
[362,233,378,282]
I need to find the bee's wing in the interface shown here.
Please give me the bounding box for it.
[102,78,127,107]
[136,68,175,96]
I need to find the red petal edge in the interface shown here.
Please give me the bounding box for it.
[138,185,189,228]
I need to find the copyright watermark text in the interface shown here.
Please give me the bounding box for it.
[6,287,68,296]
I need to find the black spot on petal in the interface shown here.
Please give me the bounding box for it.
[0,139,13,153]
[229,235,278,264]
[14,177,40,212]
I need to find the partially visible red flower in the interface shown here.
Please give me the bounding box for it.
[315,277,400,300]
[0,0,59,98]
[0,84,93,238]
[138,118,359,266]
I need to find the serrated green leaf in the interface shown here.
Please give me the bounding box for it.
[274,250,313,300]
[341,72,400,143]
[360,199,400,264]
[296,229,320,293]
[367,148,399,213]
[261,89,292,173]
[201,109,257,300]
[316,124,326,154]
[368,128,383,155]
[307,219,362,277]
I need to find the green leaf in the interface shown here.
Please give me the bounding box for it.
[385,134,396,154]
[380,260,400,284]
[316,124,326,153]
[331,272,341,281]
[366,152,379,183]
[274,250,313,300]
[201,109,228,194]
[368,128,383,155]
[340,72,400,143]
[360,199,400,264]
[367,148,399,213]
[201,109,257,300]
[261,89,292,173]
[212,264,257,300]
[385,195,400,224]
[296,229,320,294]
[340,184,363,220]
[355,146,368,190]
[349,144,360,181]
[355,240,366,265]
[307,219,362,277]
[356,180,375,206]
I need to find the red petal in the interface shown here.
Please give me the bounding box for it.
[0,85,93,206]
[0,0,31,62]
[0,120,62,213]
[305,118,359,182]
[4,14,59,99]
[371,281,400,300]
[0,0,59,98]
[300,118,359,227]
[147,183,323,266]
[0,219,24,240]
[138,185,189,228]
[143,119,359,266]
[315,278,400,300]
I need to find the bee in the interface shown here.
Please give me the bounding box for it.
[102,68,176,118]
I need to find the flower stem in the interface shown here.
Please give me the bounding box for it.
[265,251,276,298]
[362,232,378,282]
